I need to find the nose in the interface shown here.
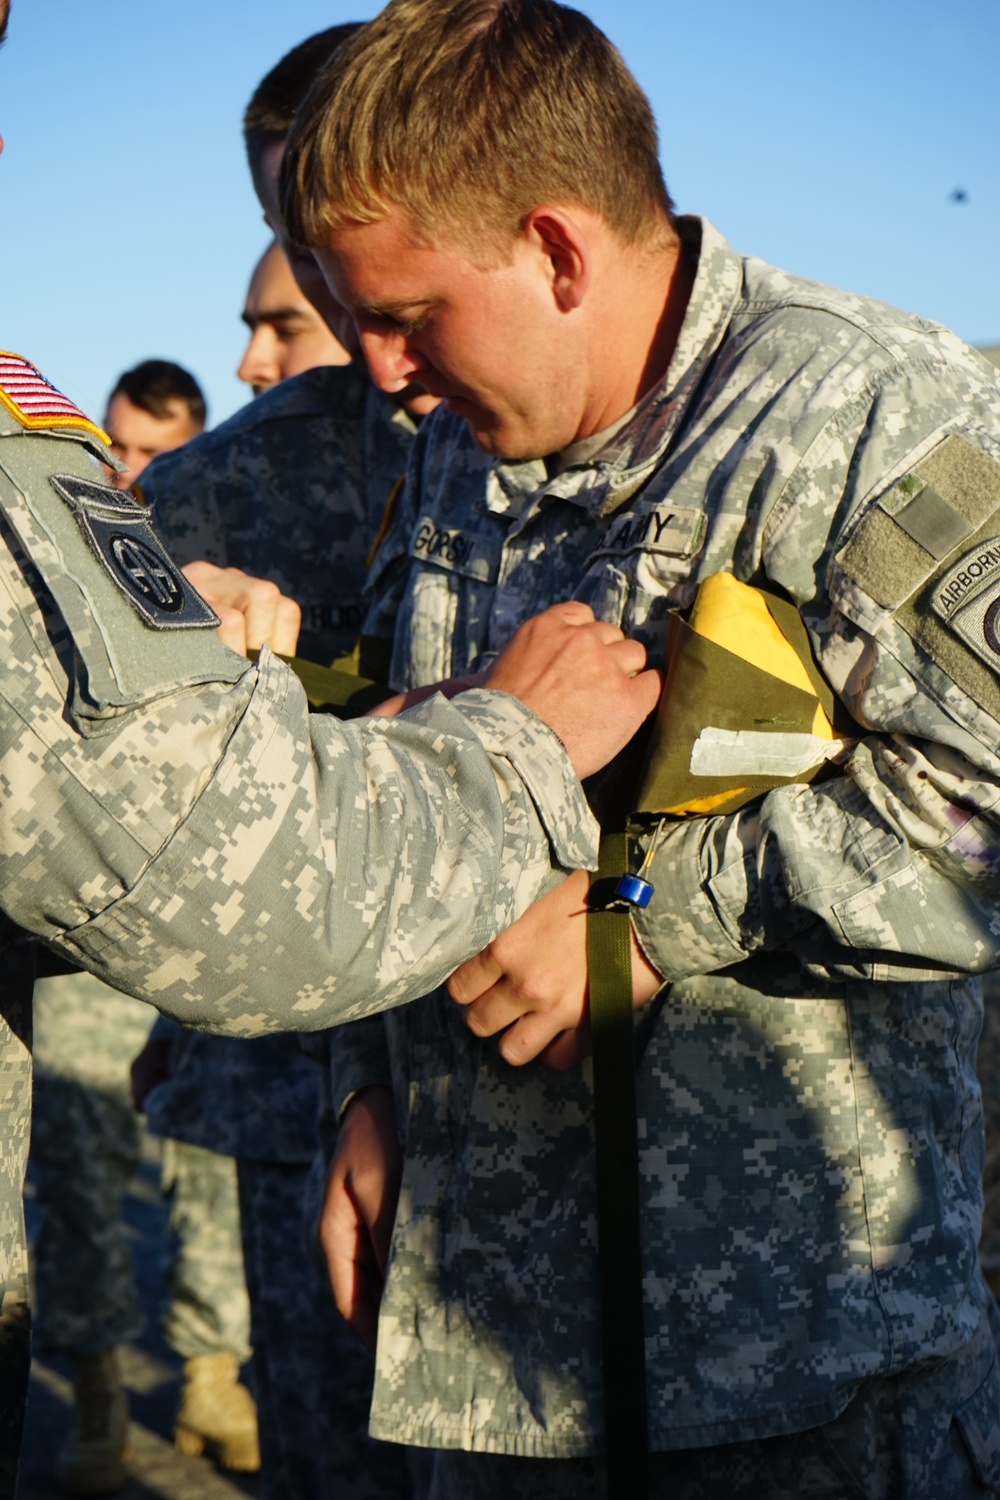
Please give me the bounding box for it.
[237,327,278,395]
[358,327,428,397]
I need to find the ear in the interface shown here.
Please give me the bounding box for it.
[522,208,591,312]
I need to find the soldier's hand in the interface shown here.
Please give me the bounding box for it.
[449,870,664,1069]
[181,561,302,658]
[319,1086,401,1353]
[482,602,661,781]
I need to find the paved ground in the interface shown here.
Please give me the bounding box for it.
[21,1134,261,1500]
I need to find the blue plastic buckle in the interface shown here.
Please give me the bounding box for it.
[613,873,654,909]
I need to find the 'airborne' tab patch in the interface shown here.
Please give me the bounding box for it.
[49,474,221,630]
[931,537,1000,671]
[0,352,110,445]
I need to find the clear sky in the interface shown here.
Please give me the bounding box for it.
[1,0,997,429]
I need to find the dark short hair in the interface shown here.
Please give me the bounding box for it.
[108,360,207,430]
[0,0,11,49]
[243,25,362,180]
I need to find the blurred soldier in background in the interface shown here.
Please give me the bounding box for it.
[30,356,257,1498]
[237,238,351,397]
[135,25,425,1500]
[102,358,205,490]
[145,22,434,664]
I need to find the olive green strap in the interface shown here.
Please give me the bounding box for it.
[248,650,394,718]
[588,832,650,1500]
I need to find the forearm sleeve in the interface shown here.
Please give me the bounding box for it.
[633,695,1000,984]
[328,1016,393,1120]
[0,557,597,1032]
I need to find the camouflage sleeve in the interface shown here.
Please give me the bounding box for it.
[327,1016,393,1119]
[1,622,597,1031]
[0,433,598,1033]
[633,428,1000,985]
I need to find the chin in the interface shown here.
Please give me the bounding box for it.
[444,399,545,461]
[473,431,545,462]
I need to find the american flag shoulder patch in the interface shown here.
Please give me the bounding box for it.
[0,351,110,445]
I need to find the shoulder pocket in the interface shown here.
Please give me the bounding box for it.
[0,439,246,719]
[835,434,1000,722]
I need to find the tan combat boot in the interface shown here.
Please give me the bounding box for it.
[173,1353,260,1472]
[55,1348,131,1496]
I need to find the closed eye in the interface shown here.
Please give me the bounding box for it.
[357,303,436,339]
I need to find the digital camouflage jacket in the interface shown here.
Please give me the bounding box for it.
[332,218,1000,1464]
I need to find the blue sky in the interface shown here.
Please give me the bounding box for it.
[1,0,997,429]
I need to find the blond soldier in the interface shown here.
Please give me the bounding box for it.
[275,3,1000,1496]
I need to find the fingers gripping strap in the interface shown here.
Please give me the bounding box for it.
[588,832,650,1499]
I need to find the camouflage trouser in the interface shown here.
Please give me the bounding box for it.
[0,943,34,1500]
[238,1158,411,1500]
[160,1138,251,1362]
[31,973,155,1355]
[30,972,251,1362]
[426,1314,1000,1499]
[980,975,1000,1282]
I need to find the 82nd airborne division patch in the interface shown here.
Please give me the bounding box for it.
[49,474,220,630]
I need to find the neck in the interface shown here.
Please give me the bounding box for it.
[575,224,694,441]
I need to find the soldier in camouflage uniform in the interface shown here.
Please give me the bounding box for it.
[279,3,1000,1495]
[29,357,257,1496]
[0,337,648,1500]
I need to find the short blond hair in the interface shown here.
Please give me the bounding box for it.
[280,0,674,258]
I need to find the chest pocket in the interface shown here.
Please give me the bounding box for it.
[835,434,1000,725]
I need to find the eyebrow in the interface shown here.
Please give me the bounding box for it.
[355,297,438,321]
[241,306,312,330]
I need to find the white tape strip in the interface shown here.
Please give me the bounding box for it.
[690,728,851,778]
